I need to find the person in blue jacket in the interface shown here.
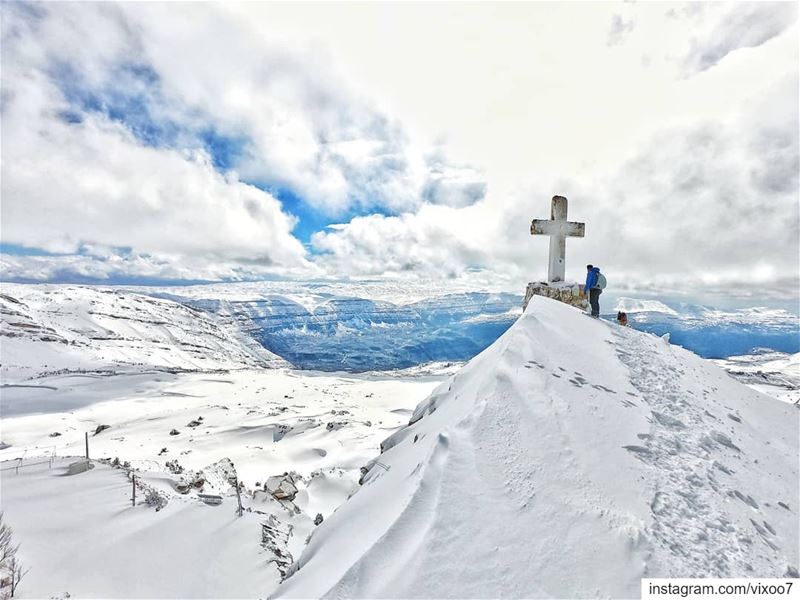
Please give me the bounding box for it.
[585,264,603,317]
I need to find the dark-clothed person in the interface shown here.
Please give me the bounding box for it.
[585,265,603,317]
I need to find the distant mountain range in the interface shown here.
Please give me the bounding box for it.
[1,284,285,382]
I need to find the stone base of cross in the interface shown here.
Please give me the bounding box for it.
[523,281,588,311]
[530,195,585,283]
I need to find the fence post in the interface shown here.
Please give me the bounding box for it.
[85,432,89,460]
[235,476,243,517]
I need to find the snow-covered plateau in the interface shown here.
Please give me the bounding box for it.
[0,369,446,598]
[0,285,798,598]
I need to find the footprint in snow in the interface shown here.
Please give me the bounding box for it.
[750,519,779,550]
[651,411,686,429]
[623,445,651,455]
[710,431,741,451]
[591,384,616,394]
[729,489,759,509]
[713,461,733,475]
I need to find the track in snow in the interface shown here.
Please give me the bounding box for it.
[614,325,794,577]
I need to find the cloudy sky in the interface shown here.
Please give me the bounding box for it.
[1,2,797,300]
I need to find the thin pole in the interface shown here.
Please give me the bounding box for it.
[85,432,89,460]
[235,476,243,517]
[132,474,136,507]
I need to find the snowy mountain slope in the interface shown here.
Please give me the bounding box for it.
[153,289,521,372]
[146,283,798,371]
[0,284,286,382]
[614,297,678,315]
[277,296,799,598]
[714,351,800,405]
[611,298,799,359]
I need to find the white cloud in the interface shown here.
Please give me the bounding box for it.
[1,4,316,272]
[311,77,799,297]
[680,2,798,74]
[0,251,311,283]
[0,71,310,268]
[4,2,483,217]
[1,2,797,298]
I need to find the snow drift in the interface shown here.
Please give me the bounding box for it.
[277,296,799,598]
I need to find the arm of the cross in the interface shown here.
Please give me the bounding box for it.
[531,219,557,235]
[531,220,585,237]
[564,221,585,237]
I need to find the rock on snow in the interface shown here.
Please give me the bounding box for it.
[277,296,799,598]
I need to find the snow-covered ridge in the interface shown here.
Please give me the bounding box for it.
[0,284,286,382]
[278,296,799,598]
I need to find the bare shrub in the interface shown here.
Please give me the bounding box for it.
[0,512,28,598]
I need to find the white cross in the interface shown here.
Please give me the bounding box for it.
[530,195,585,283]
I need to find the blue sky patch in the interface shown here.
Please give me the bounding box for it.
[199,128,249,171]
[41,54,399,262]
[259,186,332,246]
[0,243,64,256]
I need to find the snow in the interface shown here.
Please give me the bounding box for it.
[7,283,795,376]
[148,284,797,368]
[183,291,521,371]
[1,458,278,599]
[614,297,678,315]
[1,285,797,598]
[137,279,518,307]
[1,284,285,383]
[0,368,446,598]
[610,298,799,359]
[713,351,800,405]
[277,296,799,598]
